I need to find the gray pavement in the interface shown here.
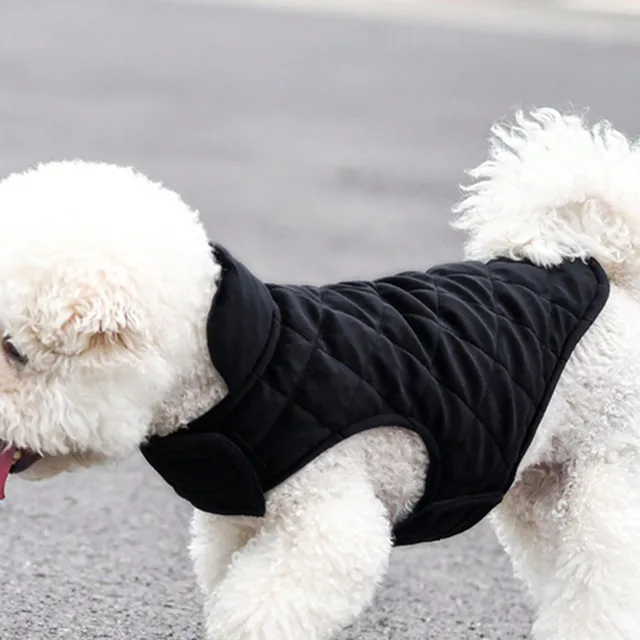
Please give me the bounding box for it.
[1,1,640,638]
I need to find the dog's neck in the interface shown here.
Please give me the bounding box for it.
[148,247,231,438]
[149,349,228,437]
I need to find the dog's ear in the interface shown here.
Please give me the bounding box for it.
[28,280,142,357]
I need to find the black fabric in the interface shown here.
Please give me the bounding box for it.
[141,246,609,546]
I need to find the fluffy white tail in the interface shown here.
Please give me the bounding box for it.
[453,108,640,287]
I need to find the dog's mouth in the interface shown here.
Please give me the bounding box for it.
[0,443,41,499]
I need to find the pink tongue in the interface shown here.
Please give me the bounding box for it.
[0,446,15,500]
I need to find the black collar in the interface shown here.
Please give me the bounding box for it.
[139,245,275,517]
[186,245,281,431]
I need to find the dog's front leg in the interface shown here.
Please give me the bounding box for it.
[531,456,640,640]
[203,462,393,640]
[189,511,262,595]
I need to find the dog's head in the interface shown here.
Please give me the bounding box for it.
[0,161,220,495]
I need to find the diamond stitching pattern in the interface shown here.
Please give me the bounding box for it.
[270,269,548,439]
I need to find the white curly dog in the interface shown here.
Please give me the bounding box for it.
[1,108,640,640]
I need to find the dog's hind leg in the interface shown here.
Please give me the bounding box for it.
[202,456,393,640]
[491,463,566,606]
[189,511,262,595]
[502,455,640,640]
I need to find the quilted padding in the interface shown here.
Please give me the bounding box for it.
[141,246,609,546]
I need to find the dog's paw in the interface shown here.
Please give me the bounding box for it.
[532,613,638,640]
[205,588,315,640]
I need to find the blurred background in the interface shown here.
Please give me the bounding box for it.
[1,1,640,638]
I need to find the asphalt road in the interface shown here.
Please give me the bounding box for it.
[1,1,640,638]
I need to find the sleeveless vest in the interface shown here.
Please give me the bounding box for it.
[141,246,609,545]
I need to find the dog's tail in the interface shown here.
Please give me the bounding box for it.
[452,108,640,289]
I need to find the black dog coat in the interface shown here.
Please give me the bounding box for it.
[141,246,609,545]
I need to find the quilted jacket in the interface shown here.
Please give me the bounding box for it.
[141,245,609,546]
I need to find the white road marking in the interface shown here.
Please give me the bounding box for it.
[560,0,640,15]
[154,0,640,38]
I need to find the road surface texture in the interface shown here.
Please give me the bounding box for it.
[2,1,640,638]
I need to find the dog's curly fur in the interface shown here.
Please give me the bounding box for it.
[3,108,640,639]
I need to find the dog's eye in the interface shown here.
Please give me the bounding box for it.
[2,336,28,365]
